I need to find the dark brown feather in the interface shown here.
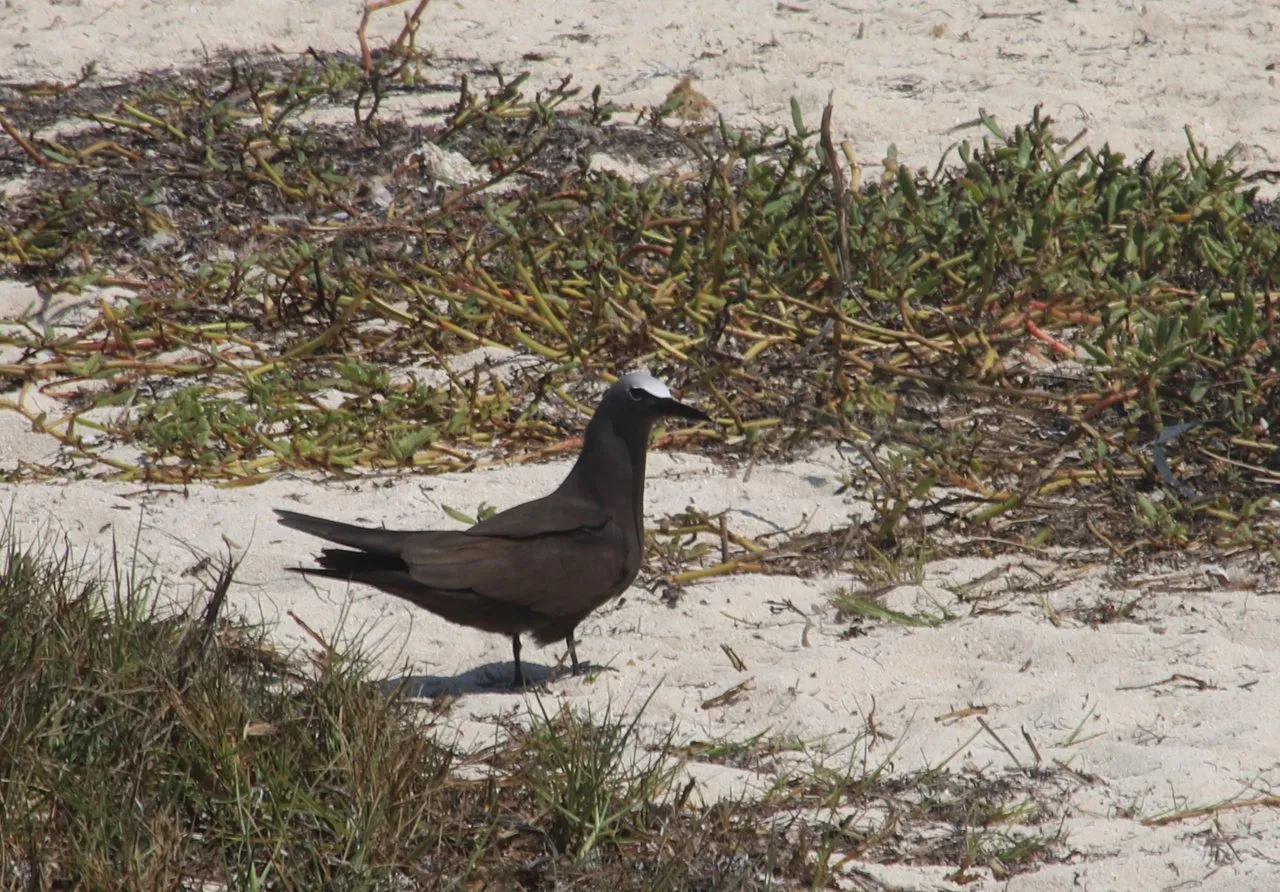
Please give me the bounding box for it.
[276,500,637,645]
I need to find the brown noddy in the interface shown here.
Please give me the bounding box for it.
[276,371,710,687]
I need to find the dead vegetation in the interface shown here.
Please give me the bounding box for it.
[1,26,1276,568]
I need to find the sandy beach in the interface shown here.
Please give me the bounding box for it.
[3,2,1280,888]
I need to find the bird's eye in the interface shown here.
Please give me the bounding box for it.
[628,387,647,402]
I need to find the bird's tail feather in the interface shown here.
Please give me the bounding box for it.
[313,547,403,575]
[275,509,410,556]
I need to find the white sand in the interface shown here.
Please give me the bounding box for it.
[3,2,1280,888]
[5,0,1279,178]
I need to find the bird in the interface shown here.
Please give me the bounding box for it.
[276,371,710,687]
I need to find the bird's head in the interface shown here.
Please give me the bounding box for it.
[602,371,711,432]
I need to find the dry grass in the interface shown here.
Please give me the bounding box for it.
[0,35,1276,569]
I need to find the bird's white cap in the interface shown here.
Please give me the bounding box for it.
[615,371,672,399]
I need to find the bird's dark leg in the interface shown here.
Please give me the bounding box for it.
[511,635,525,688]
[565,631,581,675]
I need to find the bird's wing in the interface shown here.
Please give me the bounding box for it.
[465,493,612,539]
[400,519,631,618]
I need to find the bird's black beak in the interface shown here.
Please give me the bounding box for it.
[656,397,712,423]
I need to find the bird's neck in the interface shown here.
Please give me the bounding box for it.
[561,415,650,545]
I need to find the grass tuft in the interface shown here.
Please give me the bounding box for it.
[522,689,676,862]
[0,523,452,889]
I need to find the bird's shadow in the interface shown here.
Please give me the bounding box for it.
[381,659,604,697]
